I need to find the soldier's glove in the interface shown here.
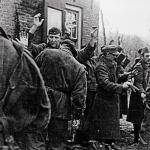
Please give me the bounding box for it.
[122,81,131,89]
[90,28,98,47]
[141,93,146,104]
[141,92,146,99]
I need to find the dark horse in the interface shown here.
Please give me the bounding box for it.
[0,27,51,150]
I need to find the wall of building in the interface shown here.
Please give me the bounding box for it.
[0,0,99,46]
[17,0,44,43]
[0,0,20,36]
[45,0,99,47]
[0,0,43,42]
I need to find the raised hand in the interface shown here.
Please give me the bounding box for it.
[34,13,44,27]
[16,31,28,48]
[90,27,98,47]
[122,81,132,89]
[29,13,44,34]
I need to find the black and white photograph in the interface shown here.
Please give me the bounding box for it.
[0,0,150,149]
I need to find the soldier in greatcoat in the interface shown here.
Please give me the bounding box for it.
[84,45,131,150]
[35,36,87,150]
[127,47,150,144]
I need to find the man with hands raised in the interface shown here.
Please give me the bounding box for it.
[17,13,97,60]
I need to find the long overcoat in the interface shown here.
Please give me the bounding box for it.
[35,47,87,120]
[84,56,123,140]
[127,61,149,124]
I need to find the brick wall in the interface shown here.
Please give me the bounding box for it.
[17,0,44,43]
[0,0,21,36]
[0,0,99,46]
[0,0,44,42]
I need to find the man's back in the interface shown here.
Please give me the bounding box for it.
[36,48,84,90]
[36,48,87,120]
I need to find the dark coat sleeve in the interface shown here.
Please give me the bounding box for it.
[96,63,123,94]
[116,65,124,79]
[134,64,145,93]
[28,32,46,58]
[77,43,96,63]
[117,65,128,83]
[71,66,87,119]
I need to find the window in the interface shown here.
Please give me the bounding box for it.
[65,10,78,39]
[65,4,82,49]
[47,7,62,34]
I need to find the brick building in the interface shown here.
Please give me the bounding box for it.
[0,0,100,49]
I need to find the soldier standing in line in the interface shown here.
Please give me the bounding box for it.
[35,35,87,150]
[85,45,132,150]
[127,47,150,145]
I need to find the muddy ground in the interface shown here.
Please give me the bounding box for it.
[118,115,137,150]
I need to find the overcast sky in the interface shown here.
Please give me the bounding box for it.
[99,0,150,40]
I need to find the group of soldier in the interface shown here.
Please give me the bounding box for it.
[1,13,150,150]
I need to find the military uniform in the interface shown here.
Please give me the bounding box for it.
[84,45,123,142]
[137,87,150,149]
[35,44,87,150]
[127,60,149,143]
